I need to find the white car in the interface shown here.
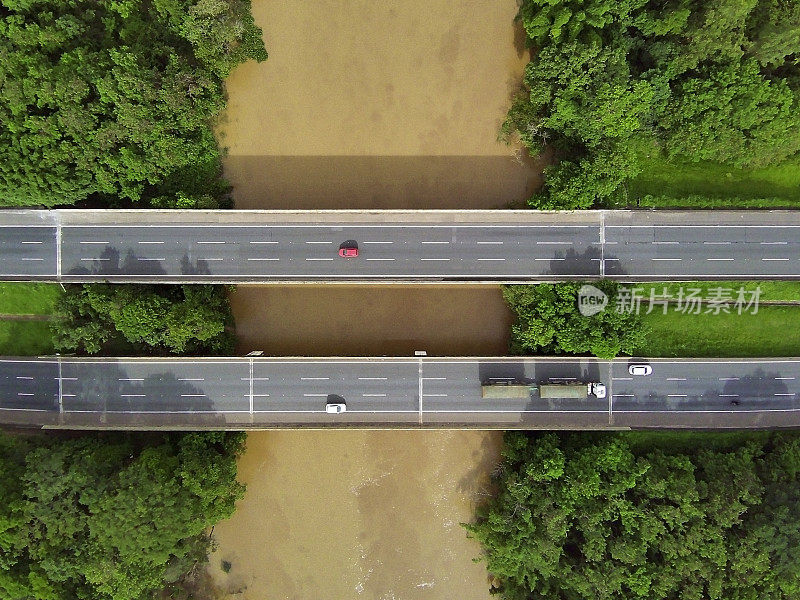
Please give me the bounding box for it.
[628,364,653,376]
[325,402,347,414]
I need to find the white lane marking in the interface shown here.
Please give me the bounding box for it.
[704,241,731,245]
[363,241,394,244]
[178,378,204,382]
[604,258,620,261]
[137,257,165,261]
[118,378,144,381]
[247,258,280,261]
[15,376,34,380]
[652,241,679,245]
[20,258,44,261]
[535,258,564,261]
[366,258,396,261]
[21,241,42,244]
[17,393,34,396]
[249,241,279,244]
[197,241,225,244]
[61,394,75,397]
[478,258,505,261]
[477,241,503,245]
[79,241,109,244]
[762,258,789,261]
[536,241,571,245]
[614,394,635,397]
[180,394,207,397]
[719,394,739,397]
[303,393,328,397]
[121,394,146,398]
[422,377,447,381]
[420,258,450,261]
[776,377,796,380]
[666,378,687,381]
[301,377,329,380]
[138,241,164,244]
[250,394,270,397]
[719,377,739,381]
[363,393,387,397]
[651,258,682,261]
[761,241,788,245]
[668,394,688,397]
[707,258,734,261]
[613,377,633,381]
[423,393,448,397]
[80,258,110,261]
[775,393,796,396]
[358,377,388,381]
[252,377,270,381]
[305,258,334,261]
[202,258,225,261]
[305,241,333,244]
[420,241,450,244]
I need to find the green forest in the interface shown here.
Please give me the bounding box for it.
[505,0,800,209]
[0,431,245,600]
[0,0,267,208]
[467,431,800,600]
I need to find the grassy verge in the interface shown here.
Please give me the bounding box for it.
[0,283,61,355]
[615,139,800,208]
[0,283,61,314]
[638,306,800,357]
[631,281,800,303]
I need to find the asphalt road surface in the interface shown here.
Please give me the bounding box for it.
[1,357,798,429]
[2,210,800,282]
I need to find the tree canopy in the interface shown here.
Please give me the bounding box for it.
[0,431,245,600]
[0,0,267,208]
[507,0,800,208]
[466,431,800,600]
[502,282,645,358]
[51,284,235,355]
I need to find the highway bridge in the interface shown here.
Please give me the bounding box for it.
[2,209,800,282]
[2,357,799,430]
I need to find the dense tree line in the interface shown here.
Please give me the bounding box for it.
[505,0,800,209]
[0,431,245,600]
[51,284,235,355]
[466,431,800,600]
[502,282,645,358]
[0,0,267,208]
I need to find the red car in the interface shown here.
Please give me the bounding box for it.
[338,241,359,258]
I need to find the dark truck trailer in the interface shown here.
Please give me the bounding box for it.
[481,381,606,399]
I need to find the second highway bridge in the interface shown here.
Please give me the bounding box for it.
[2,209,800,282]
[2,357,799,430]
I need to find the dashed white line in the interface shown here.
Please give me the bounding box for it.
[247,258,280,261]
[666,378,687,381]
[420,258,450,261]
[305,241,333,244]
[707,258,734,261]
[535,258,564,261]
[118,378,144,381]
[536,241,571,245]
[652,258,682,261]
[138,241,164,244]
[303,393,328,397]
[17,393,34,396]
[668,394,688,398]
[80,258,110,261]
[305,258,334,261]
[363,393,387,397]
[15,376,34,380]
[423,393,448,397]
[79,241,109,244]
[477,241,503,245]
[762,258,789,261]
[180,394,207,398]
[719,377,740,381]
[704,241,731,245]
[719,394,739,398]
[197,241,225,245]
[776,377,796,380]
[21,241,42,244]
[363,241,394,244]
[761,241,788,245]
[249,241,279,244]
[420,241,450,245]
[652,241,680,245]
[478,258,505,261]
[358,377,388,380]
[137,257,165,261]
[775,393,796,396]
[367,258,396,261]
[121,394,146,398]
[178,378,205,382]
[301,377,329,380]
[21,258,44,261]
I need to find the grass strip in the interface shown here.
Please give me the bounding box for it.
[0,321,54,355]
[0,283,62,314]
[638,306,800,357]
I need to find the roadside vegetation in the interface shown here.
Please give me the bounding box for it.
[505,0,800,209]
[0,283,60,355]
[502,283,645,359]
[51,284,235,356]
[0,0,267,209]
[467,430,800,600]
[0,430,245,600]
